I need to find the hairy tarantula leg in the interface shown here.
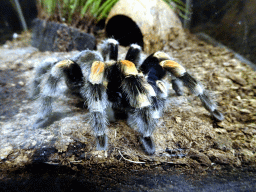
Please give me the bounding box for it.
[98,38,119,61]
[30,57,61,99]
[140,58,168,120]
[160,60,224,121]
[150,80,168,120]
[80,61,109,150]
[171,77,184,96]
[119,60,149,108]
[36,60,83,120]
[139,136,155,155]
[125,44,142,67]
[127,106,157,155]
[128,107,157,155]
[119,60,157,155]
[141,51,183,96]
[37,60,72,119]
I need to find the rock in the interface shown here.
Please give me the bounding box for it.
[0,144,13,160]
[31,19,96,52]
[0,47,37,67]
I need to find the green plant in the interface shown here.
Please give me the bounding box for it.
[37,0,118,24]
[81,0,118,20]
[163,0,190,20]
[38,0,190,24]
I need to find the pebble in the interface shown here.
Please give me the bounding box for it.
[18,81,25,86]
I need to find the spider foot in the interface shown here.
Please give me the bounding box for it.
[96,134,108,151]
[32,118,49,129]
[211,109,224,121]
[139,136,155,155]
[198,93,224,121]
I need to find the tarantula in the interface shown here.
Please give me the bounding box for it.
[31,38,224,155]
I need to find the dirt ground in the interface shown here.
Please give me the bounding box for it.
[0,31,255,172]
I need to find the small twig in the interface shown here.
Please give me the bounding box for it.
[118,150,145,164]
[44,161,59,165]
[70,160,82,164]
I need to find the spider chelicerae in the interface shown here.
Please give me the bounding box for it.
[31,38,224,155]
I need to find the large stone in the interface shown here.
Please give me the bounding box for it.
[31,19,96,52]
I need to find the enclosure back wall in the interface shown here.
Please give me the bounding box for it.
[191,0,256,66]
